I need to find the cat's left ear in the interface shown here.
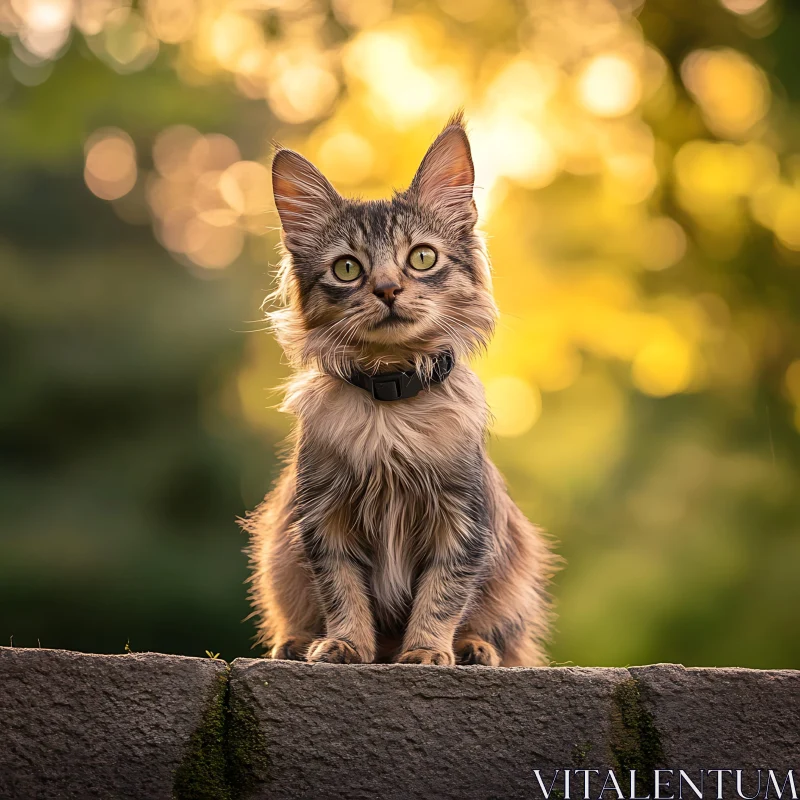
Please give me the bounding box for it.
[272,148,342,251]
[408,113,477,229]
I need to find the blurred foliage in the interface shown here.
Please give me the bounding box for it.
[1,0,798,667]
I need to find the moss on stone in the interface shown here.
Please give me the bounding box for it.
[610,677,664,796]
[172,665,270,799]
[572,741,593,766]
[227,679,270,798]
[173,669,232,800]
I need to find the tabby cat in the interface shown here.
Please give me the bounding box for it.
[243,113,556,666]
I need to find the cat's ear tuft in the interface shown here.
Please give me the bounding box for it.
[408,114,477,228]
[272,148,341,250]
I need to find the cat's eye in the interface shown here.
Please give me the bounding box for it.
[332,256,363,282]
[408,245,437,271]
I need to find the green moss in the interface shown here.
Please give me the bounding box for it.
[227,681,270,798]
[172,666,270,800]
[572,741,593,766]
[174,670,232,800]
[610,678,664,797]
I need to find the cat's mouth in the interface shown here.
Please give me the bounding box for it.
[371,310,415,329]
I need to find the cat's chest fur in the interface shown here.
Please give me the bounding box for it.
[285,365,488,618]
[285,365,486,472]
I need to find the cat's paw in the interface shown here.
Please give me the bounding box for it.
[456,638,500,666]
[306,637,364,664]
[395,647,455,666]
[270,634,314,661]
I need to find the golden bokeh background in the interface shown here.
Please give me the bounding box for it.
[1,0,798,666]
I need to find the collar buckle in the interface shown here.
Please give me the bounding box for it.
[370,373,404,402]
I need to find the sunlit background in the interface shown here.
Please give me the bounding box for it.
[1,0,799,668]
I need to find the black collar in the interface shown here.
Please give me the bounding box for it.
[344,351,455,402]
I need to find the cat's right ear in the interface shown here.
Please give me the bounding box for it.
[272,148,341,251]
[407,113,477,230]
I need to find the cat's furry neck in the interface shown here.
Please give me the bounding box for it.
[269,304,484,381]
[326,344,450,379]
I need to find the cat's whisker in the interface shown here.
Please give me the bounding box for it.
[238,326,273,334]
[313,310,363,354]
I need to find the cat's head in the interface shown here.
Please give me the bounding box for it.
[269,113,497,377]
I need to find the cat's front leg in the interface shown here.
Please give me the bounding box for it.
[303,540,376,664]
[396,507,491,666]
[296,442,377,663]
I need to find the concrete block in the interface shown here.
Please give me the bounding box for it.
[631,664,800,775]
[0,647,228,800]
[229,659,632,800]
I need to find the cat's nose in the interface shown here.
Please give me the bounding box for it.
[373,281,403,306]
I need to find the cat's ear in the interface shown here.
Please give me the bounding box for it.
[408,113,477,228]
[272,148,341,250]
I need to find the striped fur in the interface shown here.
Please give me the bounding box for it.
[242,114,558,666]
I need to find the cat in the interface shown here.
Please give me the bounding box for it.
[242,112,557,666]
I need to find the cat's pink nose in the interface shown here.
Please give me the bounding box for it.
[373,281,403,305]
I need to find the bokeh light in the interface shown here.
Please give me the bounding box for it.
[84,128,137,201]
[342,25,465,127]
[577,54,641,118]
[144,0,196,44]
[718,0,769,14]
[486,376,542,438]
[332,0,393,29]
[632,328,695,397]
[637,217,688,271]
[267,49,339,124]
[142,125,264,268]
[314,130,376,185]
[681,49,769,139]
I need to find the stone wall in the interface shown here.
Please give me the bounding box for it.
[1,647,798,799]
